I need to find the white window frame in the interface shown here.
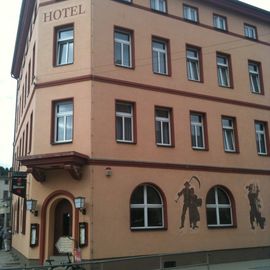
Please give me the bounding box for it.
[54,101,73,143]
[213,15,227,31]
[152,40,168,75]
[249,62,261,94]
[217,55,230,87]
[255,122,268,155]
[116,102,134,143]
[206,187,233,228]
[183,5,198,22]
[56,27,74,66]
[130,185,164,230]
[222,118,236,152]
[191,113,205,149]
[155,108,171,146]
[114,30,132,68]
[187,47,200,81]
[244,24,257,39]
[150,0,166,12]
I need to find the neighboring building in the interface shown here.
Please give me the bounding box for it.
[11,0,270,267]
[0,176,11,229]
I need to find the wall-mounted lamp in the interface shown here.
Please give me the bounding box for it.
[105,167,112,177]
[74,197,86,215]
[26,199,38,216]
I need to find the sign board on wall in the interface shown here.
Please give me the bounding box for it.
[11,172,27,198]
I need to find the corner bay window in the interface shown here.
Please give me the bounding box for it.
[114,29,132,68]
[255,121,268,155]
[130,184,164,229]
[190,113,206,149]
[54,101,73,143]
[155,108,172,146]
[206,186,233,227]
[56,26,74,66]
[249,61,262,94]
[116,102,134,143]
[152,39,168,75]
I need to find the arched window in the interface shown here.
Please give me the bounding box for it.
[130,184,164,229]
[206,186,234,228]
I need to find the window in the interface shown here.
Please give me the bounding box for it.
[183,5,198,22]
[213,14,227,31]
[255,121,268,155]
[155,107,172,146]
[249,61,262,94]
[222,117,238,152]
[114,28,133,68]
[217,53,232,87]
[54,100,73,143]
[130,184,164,229]
[244,24,257,40]
[190,113,206,150]
[152,38,169,75]
[116,101,134,143]
[186,46,201,82]
[206,186,233,227]
[56,26,74,66]
[150,0,166,13]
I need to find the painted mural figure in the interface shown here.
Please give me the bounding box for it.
[175,177,202,229]
[246,184,265,230]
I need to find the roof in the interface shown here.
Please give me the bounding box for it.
[10,0,270,79]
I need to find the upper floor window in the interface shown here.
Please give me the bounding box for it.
[222,117,238,153]
[244,24,257,40]
[186,46,202,82]
[183,5,198,23]
[114,28,133,68]
[130,184,164,230]
[190,112,207,150]
[248,61,262,94]
[116,101,134,143]
[255,121,268,155]
[155,107,172,146]
[213,14,227,31]
[152,38,169,75]
[217,53,232,88]
[54,100,73,143]
[56,26,74,66]
[206,186,234,228]
[150,0,166,13]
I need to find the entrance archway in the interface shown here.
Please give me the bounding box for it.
[40,190,79,264]
[53,199,73,255]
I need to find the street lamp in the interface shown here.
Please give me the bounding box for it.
[26,199,38,216]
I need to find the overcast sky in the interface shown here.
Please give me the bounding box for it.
[0,0,269,169]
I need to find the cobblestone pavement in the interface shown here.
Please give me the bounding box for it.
[0,249,26,269]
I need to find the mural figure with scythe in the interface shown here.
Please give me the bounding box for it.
[175,176,202,229]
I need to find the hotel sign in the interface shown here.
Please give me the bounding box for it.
[43,4,85,23]
[11,172,27,198]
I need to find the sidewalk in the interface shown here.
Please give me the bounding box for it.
[0,249,26,269]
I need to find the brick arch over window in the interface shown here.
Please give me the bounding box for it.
[130,182,167,230]
[39,190,79,264]
[205,185,237,228]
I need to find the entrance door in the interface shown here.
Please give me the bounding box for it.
[54,199,73,254]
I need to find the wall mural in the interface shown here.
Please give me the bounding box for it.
[246,183,265,230]
[175,176,202,229]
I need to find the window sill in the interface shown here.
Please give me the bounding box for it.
[219,85,233,89]
[214,27,228,33]
[192,147,208,151]
[115,64,135,70]
[188,78,203,83]
[153,71,171,77]
[224,150,239,154]
[51,141,73,145]
[251,91,263,95]
[257,153,269,157]
[116,140,136,145]
[151,9,167,14]
[207,225,236,229]
[54,62,74,68]
[130,227,167,232]
[184,19,199,24]
[156,144,174,148]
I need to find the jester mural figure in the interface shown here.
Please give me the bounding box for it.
[175,176,202,229]
[246,183,265,230]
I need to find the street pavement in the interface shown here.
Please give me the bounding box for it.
[1,249,270,270]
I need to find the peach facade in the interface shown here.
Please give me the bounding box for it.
[11,0,270,265]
